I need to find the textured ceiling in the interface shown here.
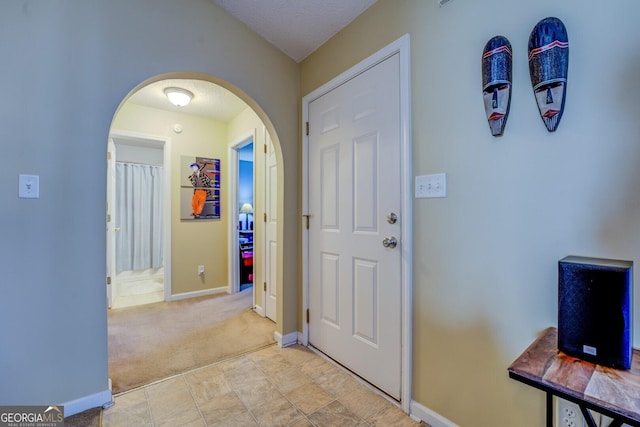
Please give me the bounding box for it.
[126,79,249,122]
[211,0,379,63]
[126,1,379,121]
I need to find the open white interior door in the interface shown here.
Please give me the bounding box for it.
[106,138,117,308]
[264,129,277,322]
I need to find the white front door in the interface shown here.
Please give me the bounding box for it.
[264,129,278,322]
[308,53,402,399]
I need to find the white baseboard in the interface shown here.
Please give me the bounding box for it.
[410,400,459,427]
[169,287,227,302]
[274,331,298,347]
[254,304,265,317]
[61,388,112,417]
[297,331,308,346]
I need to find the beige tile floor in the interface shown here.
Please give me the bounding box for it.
[102,344,424,427]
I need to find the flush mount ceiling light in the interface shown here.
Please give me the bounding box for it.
[164,87,193,107]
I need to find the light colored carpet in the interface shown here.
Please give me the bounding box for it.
[108,288,275,394]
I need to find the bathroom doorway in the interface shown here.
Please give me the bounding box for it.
[107,131,170,309]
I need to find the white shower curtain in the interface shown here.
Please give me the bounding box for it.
[115,162,164,273]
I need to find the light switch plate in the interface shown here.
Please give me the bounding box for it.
[415,173,446,198]
[19,174,40,199]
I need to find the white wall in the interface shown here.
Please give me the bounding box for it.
[302,1,640,425]
[0,0,299,414]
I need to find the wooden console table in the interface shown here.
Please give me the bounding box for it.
[508,327,640,427]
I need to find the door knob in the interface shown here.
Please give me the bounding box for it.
[382,236,398,248]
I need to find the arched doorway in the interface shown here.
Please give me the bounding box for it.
[106,72,284,393]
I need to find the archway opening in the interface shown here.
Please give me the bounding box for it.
[106,72,284,394]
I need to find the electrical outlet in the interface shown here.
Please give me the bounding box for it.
[19,174,40,199]
[557,399,584,427]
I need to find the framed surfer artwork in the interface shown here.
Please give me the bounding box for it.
[180,156,221,220]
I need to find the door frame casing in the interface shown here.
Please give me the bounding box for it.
[228,131,257,297]
[301,34,412,412]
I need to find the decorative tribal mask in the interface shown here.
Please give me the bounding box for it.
[528,17,569,132]
[482,36,513,137]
